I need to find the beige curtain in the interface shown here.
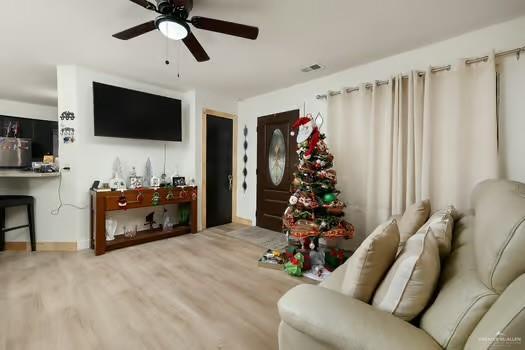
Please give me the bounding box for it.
[421,54,499,210]
[328,53,498,238]
[328,84,370,244]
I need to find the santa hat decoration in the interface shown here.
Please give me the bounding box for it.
[290,116,312,136]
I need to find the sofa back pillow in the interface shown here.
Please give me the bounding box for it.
[398,199,431,246]
[340,220,400,302]
[372,228,440,321]
[417,206,455,260]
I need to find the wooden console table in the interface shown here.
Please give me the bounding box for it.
[90,186,198,256]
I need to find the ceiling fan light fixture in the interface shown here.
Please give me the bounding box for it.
[156,16,190,40]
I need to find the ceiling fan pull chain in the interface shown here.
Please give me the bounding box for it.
[177,41,181,78]
[165,30,170,65]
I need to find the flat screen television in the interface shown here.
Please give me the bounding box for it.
[93,82,182,141]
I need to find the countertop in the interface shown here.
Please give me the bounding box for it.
[0,169,61,178]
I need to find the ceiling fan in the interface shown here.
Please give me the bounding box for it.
[113,0,259,62]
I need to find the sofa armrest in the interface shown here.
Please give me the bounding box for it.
[278,284,441,350]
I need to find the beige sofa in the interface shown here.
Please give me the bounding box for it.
[278,179,525,350]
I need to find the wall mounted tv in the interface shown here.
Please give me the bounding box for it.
[93,82,182,141]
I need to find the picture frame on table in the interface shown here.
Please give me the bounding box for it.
[172,176,186,186]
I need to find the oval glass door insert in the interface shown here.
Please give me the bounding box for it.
[268,129,286,186]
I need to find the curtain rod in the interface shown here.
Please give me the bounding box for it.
[315,45,525,99]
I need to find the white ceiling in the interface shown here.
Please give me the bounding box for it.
[1,0,525,106]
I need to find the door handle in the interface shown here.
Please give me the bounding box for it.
[228,175,233,191]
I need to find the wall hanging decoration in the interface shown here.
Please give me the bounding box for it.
[166,190,175,200]
[136,191,144,202]
[60,126,75,144]
[59,111,76,120]
[242,125,248,192]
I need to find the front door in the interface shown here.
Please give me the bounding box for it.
[256,110,299,232]
[206,115,233,228]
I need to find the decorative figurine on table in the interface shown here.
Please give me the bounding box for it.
[128,166,143,189]
[117,190,128,210]
[144,157,153,187]
[284,252,304,277]
[145,212,156,230]
[309,237,326,277]
[105,219,117,241]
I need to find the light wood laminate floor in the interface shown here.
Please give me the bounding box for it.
[0,224,305,350]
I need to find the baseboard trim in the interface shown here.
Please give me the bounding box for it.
[233,216,253,226]
[4,242,78,252]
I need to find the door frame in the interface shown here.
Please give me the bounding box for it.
[201,108,239,229]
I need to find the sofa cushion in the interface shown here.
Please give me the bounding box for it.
[420,214,498,350]
[472,179,525,293]
[465,274,525,350]
[278,284,441,350]
[398,199,431,245]
[372,228,440,321]
[418,207,455,260]
[340,220,400,302]
[420,269,498,349]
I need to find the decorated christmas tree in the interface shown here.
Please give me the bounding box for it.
[283,114,354,242]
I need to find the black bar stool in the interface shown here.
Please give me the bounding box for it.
[0,195,36,251]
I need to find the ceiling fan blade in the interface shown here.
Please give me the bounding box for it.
[190,16,259,40]
[129,0,156,11]
[112,21,156,40]
[182,32,210,62]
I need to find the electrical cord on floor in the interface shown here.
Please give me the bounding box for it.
[51,173,88,215]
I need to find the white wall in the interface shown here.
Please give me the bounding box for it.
[237,15,525,225]
[1,67,238,247]
[54,66,238,247]
[56,65,197,248]
[0,99,61,242]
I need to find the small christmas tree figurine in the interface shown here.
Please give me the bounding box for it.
[283,113,354,242]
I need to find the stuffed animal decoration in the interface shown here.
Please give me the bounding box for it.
[309,237,325,276]
[290,114,321,160]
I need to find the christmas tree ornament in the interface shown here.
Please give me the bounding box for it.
[323,193,337,204]
[289,195,298,205]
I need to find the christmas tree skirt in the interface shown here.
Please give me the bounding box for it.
[219,226,288,250]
